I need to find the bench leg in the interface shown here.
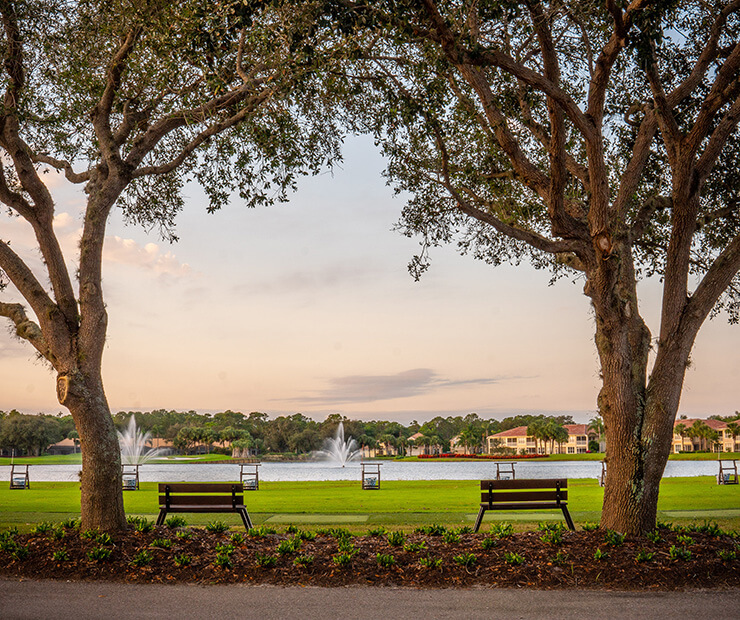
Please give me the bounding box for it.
[473,506,487,533]
[561,505,575,531]
[156,508,167,526]
[238,508,252,530]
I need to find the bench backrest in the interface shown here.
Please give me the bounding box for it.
[480,478,568,507]
[158,483,244,508]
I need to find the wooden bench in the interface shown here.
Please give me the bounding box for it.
[156,483,253,529]
[474,478,575,532]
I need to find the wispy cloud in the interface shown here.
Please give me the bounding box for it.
[239,262,376,297]
[279,368,507,405]
[104,236,191,278]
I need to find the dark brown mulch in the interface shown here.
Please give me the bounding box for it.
[1,525,739,590]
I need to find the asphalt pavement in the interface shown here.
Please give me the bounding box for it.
[1,579,739,620]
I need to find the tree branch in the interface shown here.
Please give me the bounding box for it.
[0,301,48,358]
[430,121,582,257]
[31,153,90,184]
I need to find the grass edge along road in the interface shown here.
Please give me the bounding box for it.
[1,477,738,533]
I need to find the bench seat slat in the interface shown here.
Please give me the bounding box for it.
[480,490,567,503]
[159,495,243,507]
[162,506,246,513]
[158,483,240,493]
[479,502,570,511]
[480,479,567,490]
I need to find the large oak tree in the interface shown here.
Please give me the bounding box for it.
[328,0,740,534]
[0,0,339,531]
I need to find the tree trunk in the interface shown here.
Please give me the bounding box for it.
[62,371,126,533]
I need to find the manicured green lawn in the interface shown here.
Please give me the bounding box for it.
[1,477,738,532]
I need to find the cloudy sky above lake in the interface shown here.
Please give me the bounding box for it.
[2,136,739,424]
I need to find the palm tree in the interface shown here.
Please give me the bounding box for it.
[588,416,606,451]
[674,423,687,452]
[726,422,739,452]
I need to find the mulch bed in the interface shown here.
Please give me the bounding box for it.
[1,524,739,590]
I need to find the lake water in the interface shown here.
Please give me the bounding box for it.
[0,459,723,483]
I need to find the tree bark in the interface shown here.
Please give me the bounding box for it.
[61,370,126,533]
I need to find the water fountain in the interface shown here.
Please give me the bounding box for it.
[117,416,168,464]
[316,421,361,467]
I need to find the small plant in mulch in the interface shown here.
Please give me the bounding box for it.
[332,552,354,567]
[285,525,300,534]
[248,525,277,538]
[213,552,233,569]
[293,554,314,567]
[593,548,609,561]
[175,529,193,540]
[676,534,694,547]
[669,545,692,561]
[52,549,70,562]
[455,526,473,535]
[131,549,154,567]
[165,516,187,529]
[128,517,154,534]
[11,545,30,561]
[215,543,234,555]
[377,553,396,567]
[205,521,229,535]
[480,536,498,551]
[276,537,302,555]
[297,530,316,541]
[646,530,662,543]
[367,527,387,537]
[454,552,477,567]
[581,522,599,532]
[386,531,406,547]
[603,529,626,547]
[150,538,172,550]
[635,549,655,563]
[442,530,461,544]
[50,525,66,541]
[254,551,277,568]
[538,522,566,532]
[31,522,54,535]
[540,529,564,546]
[403,541,427,553]
[87,547,112,562]
[693,521,723,536]
[173,553,192,567]
[503,552,524,566]
[61,518,79,530]
[418,555,442,569]
[551,551,569,566]
[717,549,737,561]
[489,522,514,538]
[414,524,447,536]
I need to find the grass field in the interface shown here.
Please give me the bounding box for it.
[1,477,738,533]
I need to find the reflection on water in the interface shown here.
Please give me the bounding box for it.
[0,459,721,482]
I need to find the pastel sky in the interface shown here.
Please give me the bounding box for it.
[1,136,739,424]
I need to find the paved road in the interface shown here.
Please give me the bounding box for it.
[1,579,739,619]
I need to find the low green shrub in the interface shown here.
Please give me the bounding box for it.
[503,552,524,565]
[205,521,229,534]
[376,553,396,567]
[131,549,154,567]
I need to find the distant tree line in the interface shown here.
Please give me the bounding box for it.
[0,409,584,457]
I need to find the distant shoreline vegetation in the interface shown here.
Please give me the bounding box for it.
[1,409,737,462]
